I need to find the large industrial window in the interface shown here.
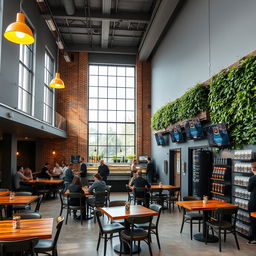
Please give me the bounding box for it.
[18,43,34,114]
[43,50,55,124]
[88,65,136,162]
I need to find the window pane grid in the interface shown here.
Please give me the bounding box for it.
[88,64,136,162]
[43,50,55,124]
[18,43,34,114]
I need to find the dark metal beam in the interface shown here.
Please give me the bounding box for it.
[66,44,137,55]
[46,10,150,23]
[62,32,141,39]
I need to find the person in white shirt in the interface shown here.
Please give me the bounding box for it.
[52,162,63,177]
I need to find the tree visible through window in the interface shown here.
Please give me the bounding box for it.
[88,65,136,162]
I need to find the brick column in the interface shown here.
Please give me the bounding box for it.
[136,58,152,158]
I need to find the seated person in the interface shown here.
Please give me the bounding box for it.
[23,167,33,180]
[130,171,151,207]
[52,162,63,178]
[38,163,51,179]
[129,170,138,186]
[88,174,106,205]
[69,176,85,218]
[14,166,33,192]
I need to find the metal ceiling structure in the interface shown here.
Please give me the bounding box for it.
[36,0,182,61]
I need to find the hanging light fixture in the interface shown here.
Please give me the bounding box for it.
[4,0,34,45]
[49,45,65,89]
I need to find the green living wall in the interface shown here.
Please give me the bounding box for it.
[151,55,256,148]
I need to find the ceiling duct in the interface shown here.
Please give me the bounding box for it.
[62,0,75,16]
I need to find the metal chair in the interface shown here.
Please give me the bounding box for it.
[165,187,181,212]
[133,187,148,207]
[13,192,33,212]
[125,184,134,204]
[120,215,153,256]
[66,192,86,225]
[180,196,203,240]
[34,216,64,256]
[95,210,124,256]
[0,238,38,255]
[58,189,68,216]
[13,212,42,219]
[135,204,162,250]
[205,207,240,252]
[20,195,43,214]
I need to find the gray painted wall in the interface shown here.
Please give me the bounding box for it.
[0,0,57,129]
[151,0,256,196]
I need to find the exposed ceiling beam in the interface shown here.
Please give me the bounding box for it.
[47,10,150,23]
[101,0,111,48]
[67,44,137,55]
[138,0,181,61]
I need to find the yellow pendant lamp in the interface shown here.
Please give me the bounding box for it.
[4,12,34,45]
[49,72,65,89]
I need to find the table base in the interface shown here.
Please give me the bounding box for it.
[114,244,140,254]
[194,233,218,243]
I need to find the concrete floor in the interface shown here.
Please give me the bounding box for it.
[39,193,255,256]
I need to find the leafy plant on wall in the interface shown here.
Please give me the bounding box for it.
[209,56,256,148]
[151,83,209,130]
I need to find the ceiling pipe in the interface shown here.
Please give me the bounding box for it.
[62,0,75,16]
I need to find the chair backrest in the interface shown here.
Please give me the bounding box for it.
[34,195,43,212]
[109,200,126,207]
[215,207,238,226]
[0,189,8,192]
[95,210,104,233]
[67,192,84,206]
[150,188,163,194]
[134,187,147,199]
[52,217,64,248]
[183,196,201,201]
[59,189,64,206]
[15,191,32,196]
[127,215,153,238]
[149,204,162,226]
[0,238,38,255]
[13,212,42,219]
[94,191,107,205]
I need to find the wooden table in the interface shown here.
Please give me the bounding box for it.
[0,191,9,197]
[176,200,237,242]
[150,185,177,190]
[100,205,158,253]
[0,218,53,241]
[251,212,256,218]
[0,195,38,218]
[27,179,64,184]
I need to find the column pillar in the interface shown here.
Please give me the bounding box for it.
[1,134,17,188]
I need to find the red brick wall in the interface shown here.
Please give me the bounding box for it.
[36,52,88,170]
[36,53,151,169]
[136,58,152,158]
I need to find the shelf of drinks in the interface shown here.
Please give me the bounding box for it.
[210,178,224,181]
[210,191,226,196]
[233,195,250,201]
[233,171,252,175]
[233,184,248,188]
[233,159,256,162]
[213,164,231,167]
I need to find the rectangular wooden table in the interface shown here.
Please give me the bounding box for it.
[176,200,237,242]
[27,179,64,184]
[150,185,177,190]
[0,191,9,197]
[251,212,256,218]
[0,218,53,241]
[0,195,38,218]
[100,205,158,253]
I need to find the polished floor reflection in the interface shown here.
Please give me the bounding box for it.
[40,193,254,256]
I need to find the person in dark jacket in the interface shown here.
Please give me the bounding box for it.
[64,163,74,191]
[69,176,85,219]
[130,171,151,207]
[247,162,256,245]
[38,163,51,179]
[146,157,155,183]
[80,157,88,186]
[97,160,110,182]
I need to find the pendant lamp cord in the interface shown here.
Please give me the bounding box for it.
[56,45,59,73]
[20,0,23,12]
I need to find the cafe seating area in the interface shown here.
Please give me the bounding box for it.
[0,0,256,255]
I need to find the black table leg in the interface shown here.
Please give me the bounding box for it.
[113,219,140,254]
[194,210,218,243]
[6,205,13,218]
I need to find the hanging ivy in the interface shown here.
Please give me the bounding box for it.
[209,56,256,148]
[151,55,256,149]
[151,83,209,130]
